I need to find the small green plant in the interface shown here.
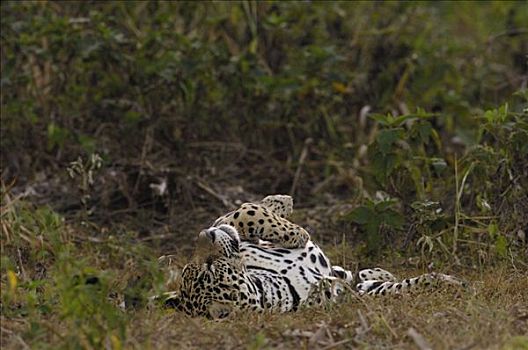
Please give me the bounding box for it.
[52,253,127,349]
[456,101,528,260]
[345,197,404,253]
[0,186,167,349]
[411,200,450,260]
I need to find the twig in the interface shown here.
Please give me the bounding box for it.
[456,342,478,350]
[16,248,27,281]
[380,314,398,339]
[1,221,12,244]
[407,327,432,350]
[133,127,153,196]
[320,338,354,350]
[454,156,459,256]
[488,28,528,44]
[290,138,313,197]
[357,309,370,333]
[342,285,373,312]
[138,234,174,242]
[194,178,234,209]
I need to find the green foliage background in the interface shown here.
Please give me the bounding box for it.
[2,1,527,251]
[2,2,525,166]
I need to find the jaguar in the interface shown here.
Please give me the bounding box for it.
[163,195,464,318]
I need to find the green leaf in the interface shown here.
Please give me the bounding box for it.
[370,113,393,126]
[495,235,508,258]
[347,206,374,225]
[391,115,417,126]
[124,110,141,124]
[370,151,388,184]
[374,199,398,212]
[416,121,432,143]
[370,151,400,185]
[78,135,96,154]
[488,222,499,237]
[365,221,381,252]
[47,123,69,150]
[384,153,400,177]
[380,209,404,229]
[376,128,404,154]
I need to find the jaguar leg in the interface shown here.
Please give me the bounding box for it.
[357,267,398,282]
[331,265,355,283]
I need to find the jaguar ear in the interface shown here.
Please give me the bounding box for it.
[217,224,240,243]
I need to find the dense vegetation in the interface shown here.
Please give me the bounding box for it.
[1,2,527,349]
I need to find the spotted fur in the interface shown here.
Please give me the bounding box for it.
[163,225,345,318]
[213,195,309,248]
[356,268,466,296]
[164,195,464,318]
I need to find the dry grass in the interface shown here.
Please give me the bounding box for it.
[120,268,527,350]
[1,191,527,350]
[2,253,527,349]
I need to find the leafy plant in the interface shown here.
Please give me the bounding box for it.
[0,186,163,348]
[457,101,528,258]
[367,110,443,202]
[345,197,404,252]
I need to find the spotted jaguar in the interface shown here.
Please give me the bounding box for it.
[163,195,464,318]
[212,194,310,248]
